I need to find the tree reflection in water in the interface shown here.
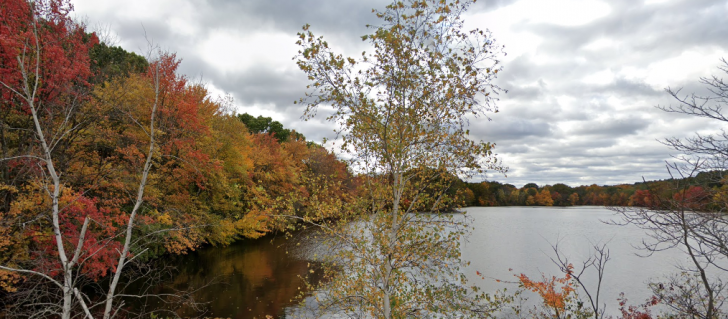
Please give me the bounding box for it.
[128,233,323,318]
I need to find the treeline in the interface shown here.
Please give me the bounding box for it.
[456,171,726,208]
[0,1,356,293]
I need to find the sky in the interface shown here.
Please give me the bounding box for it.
[72,0,728,188]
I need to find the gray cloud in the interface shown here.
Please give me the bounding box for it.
[198,0,389,36]
[522,0,728,82]
[473,117,552,142]
[570,117,647,137]
[471,0,521,12]
[214,66,306,110]
[73,0,728,188]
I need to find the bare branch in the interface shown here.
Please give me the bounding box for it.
[73,288,94,319]
[0,265,63,289]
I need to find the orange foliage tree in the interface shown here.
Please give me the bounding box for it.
[516,269,587,319]
[535,189,554,206]
[0,0,359,317]
[519,273,572,310]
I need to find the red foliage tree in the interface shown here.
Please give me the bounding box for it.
[0,0,96,105]
[617,293,658,319]
[26,191,126,281]
[672,185,709,210]
[630,189,658,208]
[0,0,97,211]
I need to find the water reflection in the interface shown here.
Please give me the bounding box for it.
[133,207,714,318]
[134,233,321,319]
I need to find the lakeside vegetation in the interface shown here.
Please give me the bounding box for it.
[456,170,725,208]
[0,0,358,315]
[2,0,728,318]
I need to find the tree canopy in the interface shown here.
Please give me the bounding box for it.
[295,0,509,317]
[0,1,356,316]
[237,113,305,142]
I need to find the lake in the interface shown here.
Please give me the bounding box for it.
[138,206,704,318]
[461,206,692,315]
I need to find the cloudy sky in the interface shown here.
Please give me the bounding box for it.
[72,0,728,188]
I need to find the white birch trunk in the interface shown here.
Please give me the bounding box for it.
[102,63,160,319]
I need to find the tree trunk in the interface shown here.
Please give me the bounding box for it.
[102,63,159,319]
[383,172,403,319]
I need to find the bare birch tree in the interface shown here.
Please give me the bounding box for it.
[0,2,172,317]
[611,59,728,319]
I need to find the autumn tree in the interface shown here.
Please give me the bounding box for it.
[0,1,228,317]
[295,0,508,317]
[0,0,96,214]
[0,1,105,317]
[516,271,587,318]
[535,189,554,206]
[628,189,655,208]
[298,144,358,219]
[568,192,580,206]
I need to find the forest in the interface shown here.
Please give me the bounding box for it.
[2,0,728,318]
[456,170,725,208]
[0,0,359,313]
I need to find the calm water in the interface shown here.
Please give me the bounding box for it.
[461,206,692,314]
[141,206,706,317]
[132,233,322,319]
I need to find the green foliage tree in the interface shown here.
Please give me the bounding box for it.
[551,183,572,195]
[237,112,305,142]
[89,41,148,84]
[523,182,539,189]
[294,0,508,317]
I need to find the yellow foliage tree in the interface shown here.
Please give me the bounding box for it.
[535,189,554,206]
[295,0,510,317]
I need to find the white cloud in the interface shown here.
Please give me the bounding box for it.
[644,0,671,5]
[75,0,195,23]
[583,69,615,85]
[583,38,617,51]
[506,0,611,27]
[198,30,299,75]
[72,0,728,187]
[642,49,725,89]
